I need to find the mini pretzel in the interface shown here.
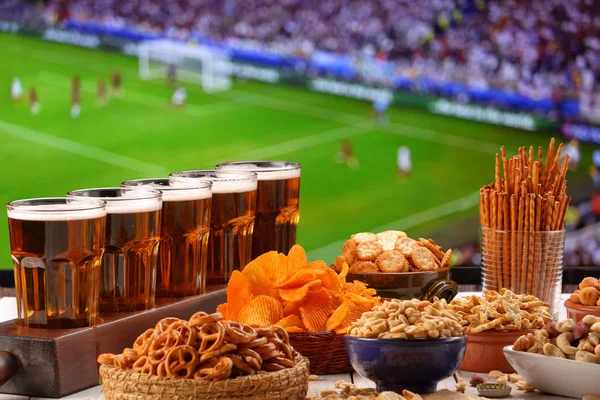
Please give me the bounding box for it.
[269,356,295,368]
[165,345,199,379]
[133,328,156,355]
[132,356,155,375]
[148,331,183,365]
[198,322,225,354]
[190,312,223,327]
[114,354,129,370]
[256,327,275,338]
[225,354,257,376]
[224,321,257,344]
[238,348,263,370]
[272,337,293,360]
[239,336,268,349]
[166,320,197,347]
[155,317,181,333]
[123,348,140,362]
[156,361,169,377]
[261,362,286,372]
[271,325,290,344]
[194,357,233,381]
[200,343,237,363]
[97,353,117,365]
[255,343,280,360]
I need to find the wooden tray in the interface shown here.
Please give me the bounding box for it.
[0,288,226,398]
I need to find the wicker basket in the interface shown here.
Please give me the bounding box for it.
[289,331,352,374]
[99,353,309,400]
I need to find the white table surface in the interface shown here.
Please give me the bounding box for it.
[0,293,571,400]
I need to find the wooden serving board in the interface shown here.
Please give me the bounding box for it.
[0,289,226,398]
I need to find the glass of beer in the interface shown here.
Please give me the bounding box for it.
[169,170,257,285]
[7,197,106,328]
[215,161,300,259]
[67,188,162,312]
[121,178,212,298]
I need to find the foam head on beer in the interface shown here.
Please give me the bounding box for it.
[66,187,163,213]
[121,178,212,201]
[214,160,301,181]
[7,197,107,220]
[168,170,258,193]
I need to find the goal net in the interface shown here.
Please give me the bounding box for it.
[138,40,232,93]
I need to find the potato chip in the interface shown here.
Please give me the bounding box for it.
[326,302,350,331]
[242,251,285,297]
[283,300,302,317]
[347,301,363,321]
[275,314,305,330]
[275,270,318,289]
[237,295,283,327]
[299,288,333,331]
[226,271,254,320]
[335,325,350,335]
[279,280,322,302]
[339,262,349,280]
[286,326,306,333]
[287,244,307,271]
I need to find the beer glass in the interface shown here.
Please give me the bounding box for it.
[216,161,300,259]
[67,188,162,312]
[169,170,257,285]
[121,178,212,297]
[7,197,106,328]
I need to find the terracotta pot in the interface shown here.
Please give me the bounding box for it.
[460,329,534,373]
[564,299,600,323]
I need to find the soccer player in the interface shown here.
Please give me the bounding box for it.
[335,139,359,169]
[71,75,81,119]
[97,79,107,105]
[170,87,187,108]
[167,64,177,87]
[397,145,412,180]
[561,139,581,171]
[11,77,23,102]
[373,98,390,124]
[29,87,40,114]
[111,72,123,97]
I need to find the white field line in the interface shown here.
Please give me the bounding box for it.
[202,125,368,166]
[38,71,248,119]
[306,191,480,261]
[0,119,169,176]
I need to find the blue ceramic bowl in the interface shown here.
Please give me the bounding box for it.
[345,336,467,393]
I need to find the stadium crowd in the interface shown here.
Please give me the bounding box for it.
[23,0,596,101]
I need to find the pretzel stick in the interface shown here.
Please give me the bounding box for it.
[510,194,517,291]
[497,192,505,290]
[555,157,569,197]
[527,195,535,294]
[502,193,510,288]
[495,153,501,192]
[528,146,534,177]
[532,161,539,195]
[538,196,548,299]
[490,191,499,291]
[521,195,530,294]
[544,138,555,187]
[517,196,525,292]
[538,146,543,176]
[531,195,542,297]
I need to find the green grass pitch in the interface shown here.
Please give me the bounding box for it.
[0,34,593,268]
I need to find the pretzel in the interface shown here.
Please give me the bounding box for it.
[224,321,257,344]
[272,337,293,360]
[148,331,183,365]
[133,328,156,355]
[199,343,237,363]
[239,336,268,349]
[269,356,295,368]
[155,317,181,333]
[256,327,275,338]
[198,322,225,354]
[254,342,279,360]
[271,325,290,344]
[190,312,223,327]
[114,354,130,370]
[123,348,140,362]
[194,357,233,381]
[238,348,263,370]
[164,345,199,379]
[156,361,169,377]
[166,320,197,347]
[225,354,257,376]
[262,362,286,372]
[132,356,155,375]
[97,353,117,365]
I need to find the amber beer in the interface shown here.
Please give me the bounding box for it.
[122,179,212,297]
[169,171,257,285]
[67,188,162,312]
[7,198,106,328]
[216,161,300,259]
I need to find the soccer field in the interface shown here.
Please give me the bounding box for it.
[0,34,592,269]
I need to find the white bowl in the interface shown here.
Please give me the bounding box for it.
[503,345,600,398]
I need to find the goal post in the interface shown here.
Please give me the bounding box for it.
[138,40,232,93]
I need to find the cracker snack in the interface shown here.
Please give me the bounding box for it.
[217,245,380,334]
[335,231,452,274]
[97,312,296,380]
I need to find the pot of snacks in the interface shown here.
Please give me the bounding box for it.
[451,289,552,373]
[345,298,467,393]
[503,315,600,398]
[565,277,600,322]
[97,312,309,400]
[332,231,458,301]
[217,245,380,375]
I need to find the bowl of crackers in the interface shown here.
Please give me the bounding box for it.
[450,289,552,373]
[331,231,458,301]
[345,298,467,394]
[565,277,600,323]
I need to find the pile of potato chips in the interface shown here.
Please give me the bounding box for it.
[217,245,380,334]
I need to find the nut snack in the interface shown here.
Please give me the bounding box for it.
[479,138,570,298]
[349,298,466,339]
[217,245,380,334]
[513,315,600,363]
[334,230,452,274]
[307,380,424,400]
[449,289,552,333]
[97,312,296,380]
[570,277,600,306]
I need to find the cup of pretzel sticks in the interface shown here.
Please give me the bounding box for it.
[480,138,570,320]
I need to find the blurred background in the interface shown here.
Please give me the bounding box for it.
[1,0,600,288]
